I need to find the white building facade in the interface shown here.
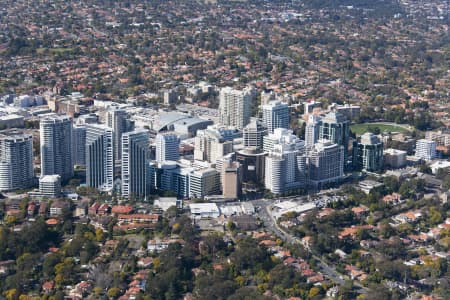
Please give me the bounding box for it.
[219,86,255,130]
[415,139,437,161]
[121,130,150,199]
[40,115,73,182]
[0,134,34,191]
[86,124,114,191]
[262,100,289,133]
[155,132,180,163]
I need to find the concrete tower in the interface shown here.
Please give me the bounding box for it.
[40,115,73,182]
[86,124,114,191]
[121,129,150,199]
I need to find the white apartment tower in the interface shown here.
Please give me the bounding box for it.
[304,140,345,188]
[263,128,305,153]
[243,119,267,150]
[121,130,150,199]
[305,115,322,148]
[0,134,34,191]
[265,142,305,194]
[72,125,86,166]
[40,115,73,182]
[219,87,255,130]
[156,132,180,162]
[107,108,128,163]
[194,126,234,163]
[86,124,114,191]
[415,139,437,161]
[262,100,289,133]
[264,129,306,194]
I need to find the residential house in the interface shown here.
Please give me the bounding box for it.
[351,205,369,218]
[42,281,55,294]
[339,225,374,239]
[0,260,14,276]
[137,257,153,268]
[97,203,110,216]
[394,210,423,223]
[39,201,48,216]
[74,203,87,217]
[117,214,159,224]
[27,202,37,217]
[88,203,101,216]
[49,201,68,217]
[301,236,312,251]
[383,193,402,205]
[147,238,184,252]
[111,205,134,215]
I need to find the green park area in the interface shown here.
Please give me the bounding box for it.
[350,123,412,135]
[36,47,74,54]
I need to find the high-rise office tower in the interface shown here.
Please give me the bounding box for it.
[148,161,190,198]
[72,125,86,166]
[0,133,34,191]
[303,140,344,188]
[236,147,267,187]
[243,119,267,150]
[40,115,73,182]
[319,111,350,165]
[265,150,284,194]
[76,113,98,125]
[415,139,437,161]
[260,90,277,106]
[121,129,150,199]
[264,129,306,194]
[265,142,305,194]
[262,100,289,133]
[194,126,234,163]
[305,115,322,148]
[86,124,114,191]
[222,160,242,199]
[188,168,221,199]
[263,128,305,153]
[219,87,255,130]
[353,132,384,172]
[425,130,450,147]
[155,132,179,162]
[107,108,129,163]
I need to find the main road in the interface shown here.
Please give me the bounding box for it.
[251,198,368,294]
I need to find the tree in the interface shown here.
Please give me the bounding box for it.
[228,286,271,300]
[230,238,272,273]
[3,289,17,300]
[267,264,305,297]
[365,284,392,300]
[54,258,76,286]
[308,286,321,298]
[194,273,237,300]
[107,287,121,299]
[339,280,356,300]
[96,228,105,242]
[164,206,179,219]
[43,253,62,278]
[443,175,450,190]
[428,206,443,226]
[226,220,236,231]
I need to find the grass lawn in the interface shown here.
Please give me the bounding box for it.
[36,47,74,54]
[350,123,411,135]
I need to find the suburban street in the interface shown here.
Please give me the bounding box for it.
[252,198,369,294]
